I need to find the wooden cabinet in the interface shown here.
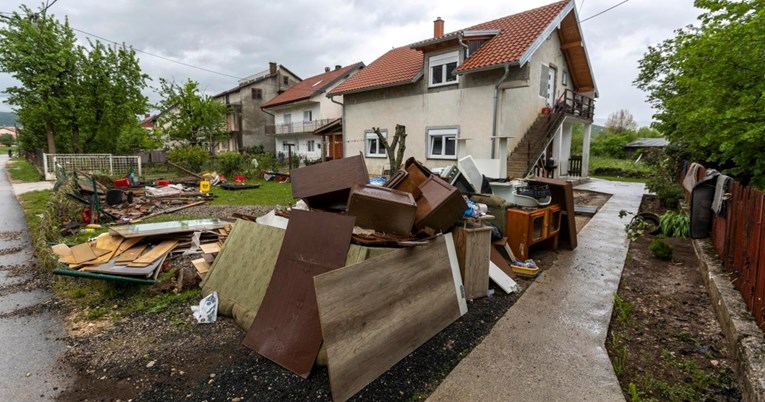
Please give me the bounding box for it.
[506,204,562,261]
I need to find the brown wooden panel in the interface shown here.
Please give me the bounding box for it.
[414,176,467,234]
[347,184,416,236]
[127,240,178,267]
[750,190,765,327]
[242,210,355,378]
[453,226,491,300]
[290,154,369,209]
[529,177,576,249]
[314,236,462,402]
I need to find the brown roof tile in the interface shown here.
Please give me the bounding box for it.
[262,62,364,108]
[330,1,570,95]
[329,47,423,95]
[458,1,569,72]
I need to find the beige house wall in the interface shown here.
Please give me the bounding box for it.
[343,28,581,176]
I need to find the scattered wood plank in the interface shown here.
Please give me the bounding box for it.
[70,243,97,264]
[127,240,178,267]
[199,242,221,254]
[130,200,207,222]
[242,210,355,378]
[191,258,211,275]
[452,226,492,300]
[115,244,147,263]
[50,244,72,258]
[167,161,203,179]
[314,235,465,402]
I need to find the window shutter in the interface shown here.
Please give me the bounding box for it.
[539,64,549,98]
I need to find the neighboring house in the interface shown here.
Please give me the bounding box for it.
[0,126,17,138]
[624,138,669,158]
[138,114,158,130]
[213,62,301,153]
[329,0,597,179]
[261,63,364,162]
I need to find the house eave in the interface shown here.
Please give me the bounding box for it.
[518,0,576,67]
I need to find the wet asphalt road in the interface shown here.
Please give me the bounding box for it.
[0,155,70,401]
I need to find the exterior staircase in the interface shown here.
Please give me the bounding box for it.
[505,109,566,179]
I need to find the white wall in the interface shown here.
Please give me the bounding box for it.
[275,134,322,161]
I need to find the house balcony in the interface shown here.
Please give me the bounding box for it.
[555,89,595,122]
[265,118,335,135]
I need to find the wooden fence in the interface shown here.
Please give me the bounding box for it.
[686,164,765,330]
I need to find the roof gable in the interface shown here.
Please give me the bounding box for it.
[262,63,364,108]
[330,1,576,96]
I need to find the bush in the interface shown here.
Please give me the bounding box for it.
[252,152,276,173]
[217,151,244,177]
[0,133,14,147]
[660,211,690,237]
[167,145,210,172]
[649,237,673,261]
[591,131,639,159]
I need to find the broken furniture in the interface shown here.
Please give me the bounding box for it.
[414,176,468,234]
[384,157,432,195]
[290,154,369,210]
[346,184,416,236]
[528,177,578,249]
[505,204,562,261]
[452,224,492,300]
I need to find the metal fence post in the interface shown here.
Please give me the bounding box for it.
[109,155,114,176]
[137,157,142,177]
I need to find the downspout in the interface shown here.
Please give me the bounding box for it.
[329,94,345,159]
[491,63,511,158]
[458,31,469,58]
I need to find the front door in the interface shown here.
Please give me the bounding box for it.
[547,67,557,106]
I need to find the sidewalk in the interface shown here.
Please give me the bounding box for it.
[428,179,644,401]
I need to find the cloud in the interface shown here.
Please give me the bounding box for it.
[0,0,701,127]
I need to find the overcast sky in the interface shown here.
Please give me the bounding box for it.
[0,0,701,126]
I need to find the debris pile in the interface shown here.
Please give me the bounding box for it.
[199,155,536,402]
[51,219,231,283]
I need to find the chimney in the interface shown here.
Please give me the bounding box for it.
[434,17,444,39]
[335,65,341,70]
[269,62,277,75]
[325,67,330,72]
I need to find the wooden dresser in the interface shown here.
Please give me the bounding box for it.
[505,204,562,261]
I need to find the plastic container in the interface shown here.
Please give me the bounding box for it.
[113,178,130,188]
[156,179,170,187]
[199,180,211,193]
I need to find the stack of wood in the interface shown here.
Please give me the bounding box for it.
[50,219,232,280]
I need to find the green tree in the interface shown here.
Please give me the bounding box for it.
[156,79,229,154]
[0,5,149,155]
[0,133,13,147]
[0,5,78,153]
[116,123,162,155]
[635,0,765,187]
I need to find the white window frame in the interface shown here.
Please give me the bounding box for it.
[306,139,315,152]
[303,110,313,122]
[427,127,458,160]
[365,130,387,158]
[428,51,459,88]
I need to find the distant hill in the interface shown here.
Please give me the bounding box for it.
[0,112,17,127]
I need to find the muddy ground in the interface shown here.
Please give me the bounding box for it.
[37,191,608,401]
[606,195,740,401]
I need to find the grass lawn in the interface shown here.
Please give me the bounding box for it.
[590,156,652,180]
[7,157,43,182]
[209,179,295,206]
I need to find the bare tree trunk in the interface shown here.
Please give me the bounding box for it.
[373,124,407,178]
[45,120,56,154]
[72,124,81,153]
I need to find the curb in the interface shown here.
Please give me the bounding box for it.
[692,238,765,402]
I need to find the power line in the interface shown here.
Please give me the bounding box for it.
[581,0,629,23]
[71,27,245,80]
[0,10,244,80]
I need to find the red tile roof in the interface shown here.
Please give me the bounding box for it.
[330,1,571,95]
[458,1,569,72]
[262,62,364,108]
[329,47,423,95]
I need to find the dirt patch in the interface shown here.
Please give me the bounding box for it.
[573,189,611,232]
[606,195,740,400]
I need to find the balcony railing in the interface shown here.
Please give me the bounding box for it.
[555,89,595,121]
[265,118,335,135]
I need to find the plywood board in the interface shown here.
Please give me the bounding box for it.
[51,244,72,258]
[200,221,286,331]
[115,244,147,263]
[315,236,465,402]
[242,210,355,378]
[290,154,369,209]
[127,240,178,267]
[200,242,221,254]
[191,258,211,274]
[70,243,97,264]
[109,219,228,238]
